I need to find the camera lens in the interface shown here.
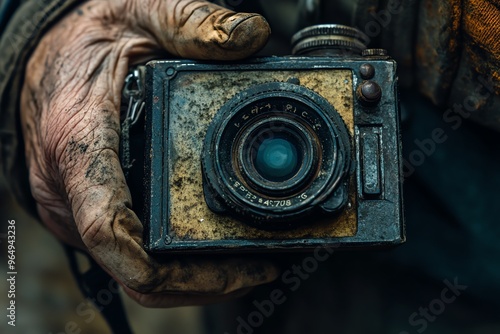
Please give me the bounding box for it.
[255,137,299,181]
[237,117,318,195]
[202,82,351,229]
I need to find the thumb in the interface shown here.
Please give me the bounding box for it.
[129,0,271,60]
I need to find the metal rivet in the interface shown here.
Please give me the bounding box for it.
[359,64,375,79]
[164,235,172,245]
[358,80,382,106]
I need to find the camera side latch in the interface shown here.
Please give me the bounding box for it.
[358,127,383,198]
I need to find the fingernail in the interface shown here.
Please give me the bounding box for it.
[214,13,271,50]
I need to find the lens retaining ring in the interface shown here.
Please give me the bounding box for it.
[202,82,351,229]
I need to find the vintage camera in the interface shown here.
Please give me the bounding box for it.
[123,24,405,253]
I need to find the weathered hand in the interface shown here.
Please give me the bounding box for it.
[20,0,277,307]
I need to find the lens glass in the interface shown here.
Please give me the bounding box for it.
[240,118,314,195]
[254,136,300,182]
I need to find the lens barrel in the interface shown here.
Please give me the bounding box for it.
[202,82,351,229]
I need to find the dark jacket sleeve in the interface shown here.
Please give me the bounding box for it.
[0,0,80,212]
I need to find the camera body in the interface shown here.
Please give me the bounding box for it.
[125,25,405,253]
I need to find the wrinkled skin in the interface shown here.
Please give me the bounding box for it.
[20,0,277,307]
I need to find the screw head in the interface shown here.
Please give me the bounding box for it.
[164,235,172,245]
[358,80,382,106]
[359,63,375,79]
[166,67,175,76]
